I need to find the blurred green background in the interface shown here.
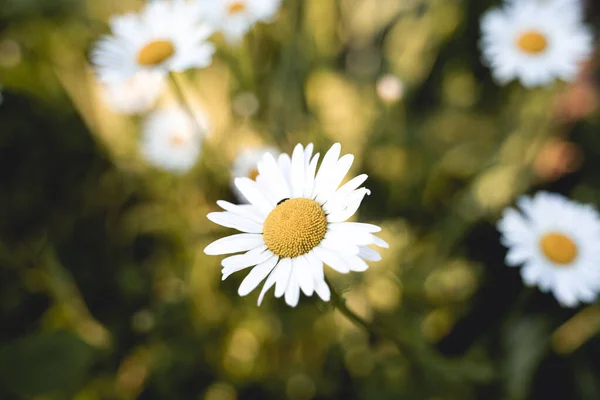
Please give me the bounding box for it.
[2,0,600,399]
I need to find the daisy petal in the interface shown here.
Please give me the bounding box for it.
[274,258,292,297]
[207,211,263,233]
[234,177,275,214]
[204,233,264,255]
[238,255,279,296]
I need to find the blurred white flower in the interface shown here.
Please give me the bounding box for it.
[231,146,279,200]
[480,0,593,87]
[101,71,165,115]
[141,108,207,173]
[497,192,600,307]
[195,0,282,44]
[506,0,585,22]
[376,75,405,103]
[91,0,215,83]
[204,143,388,307]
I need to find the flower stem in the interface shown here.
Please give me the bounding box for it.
[325,276,415,357]
[168,72,204,133]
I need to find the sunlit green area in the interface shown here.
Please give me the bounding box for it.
[2,0,600,399]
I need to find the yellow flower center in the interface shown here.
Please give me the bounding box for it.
[169,133,186,147]
[228,2,246,14]
[539,232,578,265]
[248,167,259,181]
[516,31,548,55]
[137,40,175,66]
[263,198,328,258]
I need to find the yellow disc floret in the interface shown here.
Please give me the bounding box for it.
[516,31,548,55]
[137,40,175,66]
[263,198,328,258]
[539,232,578,265]
[228,2,246,14]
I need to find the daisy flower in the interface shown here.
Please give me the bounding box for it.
[480,0,593,87]
[101,71,165,115]
[231,146,279,201]
[140,108,207,173]
[204,143,388,307]
[195,0,282,44]
[497,192,600,307]
[91,0,215,83]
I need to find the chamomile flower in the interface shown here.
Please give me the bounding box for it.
[204,143,388,307]
[195,0,282,44]
[140,108,206,173]
[506,0,585,22]
[497,192,600,307]
[91,0,215,83]
[101,71,165,115]
[231,146,279,201]
[480,0,593,87]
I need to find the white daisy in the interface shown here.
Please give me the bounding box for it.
[497,192,600,307]
[204,143,388,307]
[91,0,215,83]
[140,107,206,173]
[231,146,279,201]
[506,0,585,22]
[195,0,282,44]
[480,0,593,87]
[101,70,165,115]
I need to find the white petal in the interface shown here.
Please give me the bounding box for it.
[325,229,373,247]
[221,246,272,279]
[314,278,331,302]
[234,177,275,215]
[342,254,369,272]
[313,143,341,199]
[305,250,324,282]
[274,257,292,297]
[371,235,389,248]
[204,234,264,255]
[315,154,354,204]
[358,246,381,262]
[291,144,306,198]
[207,211,263,233]
[326,188,370,223]
[238,255,279,296]
[304,153,320,198]
[257,153,291,202]
[320,235,360,255]
[257,261,280,306]
[328,222,381,233]
[278,153,292,187]
[216,200,264,224]
[293,256,314,296]
[285,276,300,307]
[312,246,350,273]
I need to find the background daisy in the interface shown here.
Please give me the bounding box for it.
[497,192,600,307]
[100,70,165,115]
[91,0,215,83]
[480,0,593,87]
[231,146,279,201]
[195,0,283,43]
[204,143,388,307]
[140,107,207,173]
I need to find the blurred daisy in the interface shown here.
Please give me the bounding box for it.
[498,192,600,307]
[101,71,165,115]
[91,0,215,83]
[195,0,282,43]
[506,0,585,21]
[480,0,593,87]
[231,146,279,201]
[141,108,206,173]
[204,143,388,307]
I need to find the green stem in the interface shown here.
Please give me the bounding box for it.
[325,276,416,358]
[168,72,205,133]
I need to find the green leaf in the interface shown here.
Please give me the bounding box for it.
[0,331,96,397]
